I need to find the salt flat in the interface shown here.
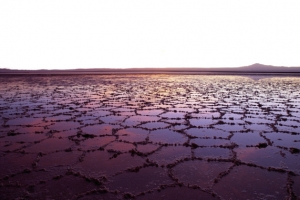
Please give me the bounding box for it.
[0,74,299,199]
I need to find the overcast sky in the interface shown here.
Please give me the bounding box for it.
[1,0,300,70]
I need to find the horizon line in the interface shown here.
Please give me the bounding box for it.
[2,63,300,71]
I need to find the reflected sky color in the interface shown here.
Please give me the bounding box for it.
[1,74,300,199]
[0,0,300,70]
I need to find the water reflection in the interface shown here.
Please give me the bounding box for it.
[0,74,300,199]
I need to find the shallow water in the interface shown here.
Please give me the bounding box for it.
[0,74,300,199]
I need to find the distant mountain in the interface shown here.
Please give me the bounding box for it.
[235,63,300,72]
[1,64,300,74]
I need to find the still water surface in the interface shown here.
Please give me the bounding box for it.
[0,74,299,199]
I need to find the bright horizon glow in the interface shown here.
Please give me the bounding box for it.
[1,0,300,70]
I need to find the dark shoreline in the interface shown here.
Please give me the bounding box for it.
[1,71,300,76]
[2,63,300,75]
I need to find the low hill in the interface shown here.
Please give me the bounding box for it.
[1,63,300,74]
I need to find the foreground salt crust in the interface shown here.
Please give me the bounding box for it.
[0,74,300,199]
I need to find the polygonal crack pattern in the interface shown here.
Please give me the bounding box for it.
[0,74,300,199]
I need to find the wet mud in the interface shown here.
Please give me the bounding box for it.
[0,74,300,199]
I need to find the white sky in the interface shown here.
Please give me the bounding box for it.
[1,0,300,70]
